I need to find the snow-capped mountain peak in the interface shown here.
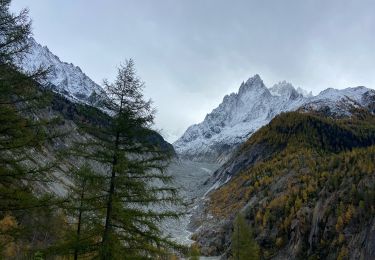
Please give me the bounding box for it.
[174,75,307,162]
[316,86,369,103]
[299,86,375,115]
[237,74,271,101]
[269,81,301,100]
[296,86,313,97]
[269,81,313,99]
[174,75,375,163]
[239,74,264,91]
[16,37,106,105]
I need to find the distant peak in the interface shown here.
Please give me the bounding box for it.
[296,87,313,98]
[246,74,262,85]
[271,81,294,90]
[239,74,266,95]
[318,86,373,99]
[269,81,298,98]
[269,81,312,99]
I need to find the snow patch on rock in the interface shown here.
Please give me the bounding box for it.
[174,76,375,163]
[16,38,106,104]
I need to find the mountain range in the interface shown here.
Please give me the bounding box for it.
[16,38,375,166]
[174,75,375,163]
[14,37,375,259]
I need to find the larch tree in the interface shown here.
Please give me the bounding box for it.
[68,59,181,259]
[231,213,259,260]
[0,0,59,256]
[0,0,31,65]
[52,164,103,259]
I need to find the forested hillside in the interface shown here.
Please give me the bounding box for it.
[194,111,375,259]
[3,0,375,259]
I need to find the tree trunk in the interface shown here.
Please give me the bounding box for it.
[237,221,240,260]
[74,179,86,260]
[101,130,120,259]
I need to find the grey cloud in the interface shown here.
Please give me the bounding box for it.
[11,0,375,142]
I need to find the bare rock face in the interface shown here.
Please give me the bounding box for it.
[203,142,274,189]
[174,76,306,163]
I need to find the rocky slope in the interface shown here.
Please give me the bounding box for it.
[12,37,173,155]
[0,63,177,256]
[25,87,175,195]
[174,75,375,163]
[192,109,375,259]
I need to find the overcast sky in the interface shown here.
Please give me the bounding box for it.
[11,0,375,142]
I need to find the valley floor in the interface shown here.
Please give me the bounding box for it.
[162,160,220,245]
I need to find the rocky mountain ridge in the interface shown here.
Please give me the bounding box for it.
[174,75,375,163]
[16,37,106,105]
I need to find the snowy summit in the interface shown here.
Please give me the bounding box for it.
[16,38,106,105]
[174,75,375,163]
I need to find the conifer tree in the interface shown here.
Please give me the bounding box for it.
[0,0,31,66]
[0,0,58,255]
[231,213,259,260]
[52,164,103,259]
[69,59,181,259]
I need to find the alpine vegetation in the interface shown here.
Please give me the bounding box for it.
[62,60,182,259]
[1,0,375,259]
